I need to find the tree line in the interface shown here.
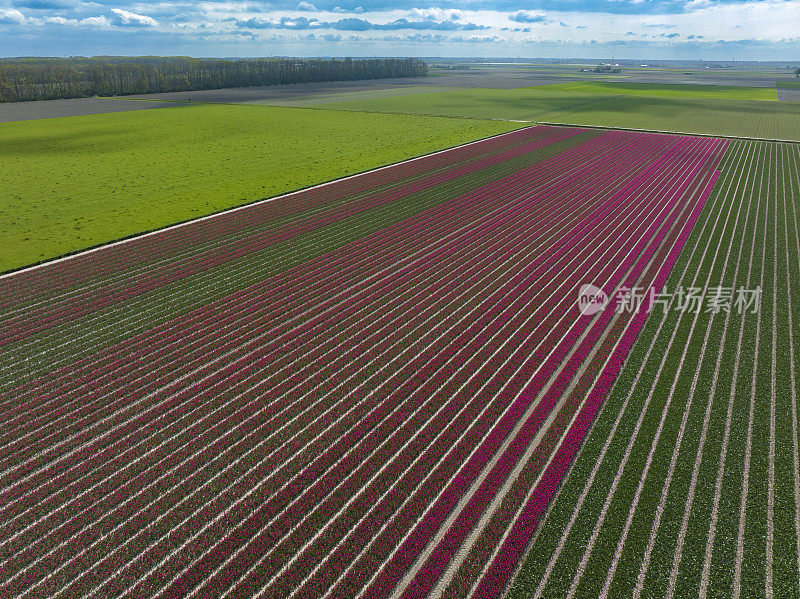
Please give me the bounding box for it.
[0,56,428,103]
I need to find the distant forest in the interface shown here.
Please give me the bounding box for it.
[0,56,428,103]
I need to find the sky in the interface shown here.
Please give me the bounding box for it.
[1,0,798,60]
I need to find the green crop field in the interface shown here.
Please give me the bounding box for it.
[508,140,800,599]
[536,81,779,101]
[316,87,800,140]
[777,81,800,89]
[0,103,520,273]
[244,85,454,107]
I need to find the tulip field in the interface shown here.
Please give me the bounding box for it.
[3,123,769,598]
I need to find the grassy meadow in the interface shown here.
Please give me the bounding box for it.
[0,103,520,272]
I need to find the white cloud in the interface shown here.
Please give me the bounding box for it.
[332,6,364,13]
[80,15,110,26]
[110,8,158,26]
[0,8,25,24]
[409,7,461,21]
[509,10,547,24]
[685,0,713,10]
[13,0,797,55]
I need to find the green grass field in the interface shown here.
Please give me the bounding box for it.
[0,103,520,272]
[536,81,778,101]
[316,87,800,140]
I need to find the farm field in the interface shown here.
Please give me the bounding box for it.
[0,125,727,597]
[0,97,189,123]
[508,139,800,599]
[238,80,779,108]
[537,81,779,101]
[316,87,800,140]
[0,103,519,273]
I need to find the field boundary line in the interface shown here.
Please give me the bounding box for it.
[537,122,800,144]
[0,125,530,281]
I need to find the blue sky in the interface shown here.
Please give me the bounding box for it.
[1,0,798,59]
